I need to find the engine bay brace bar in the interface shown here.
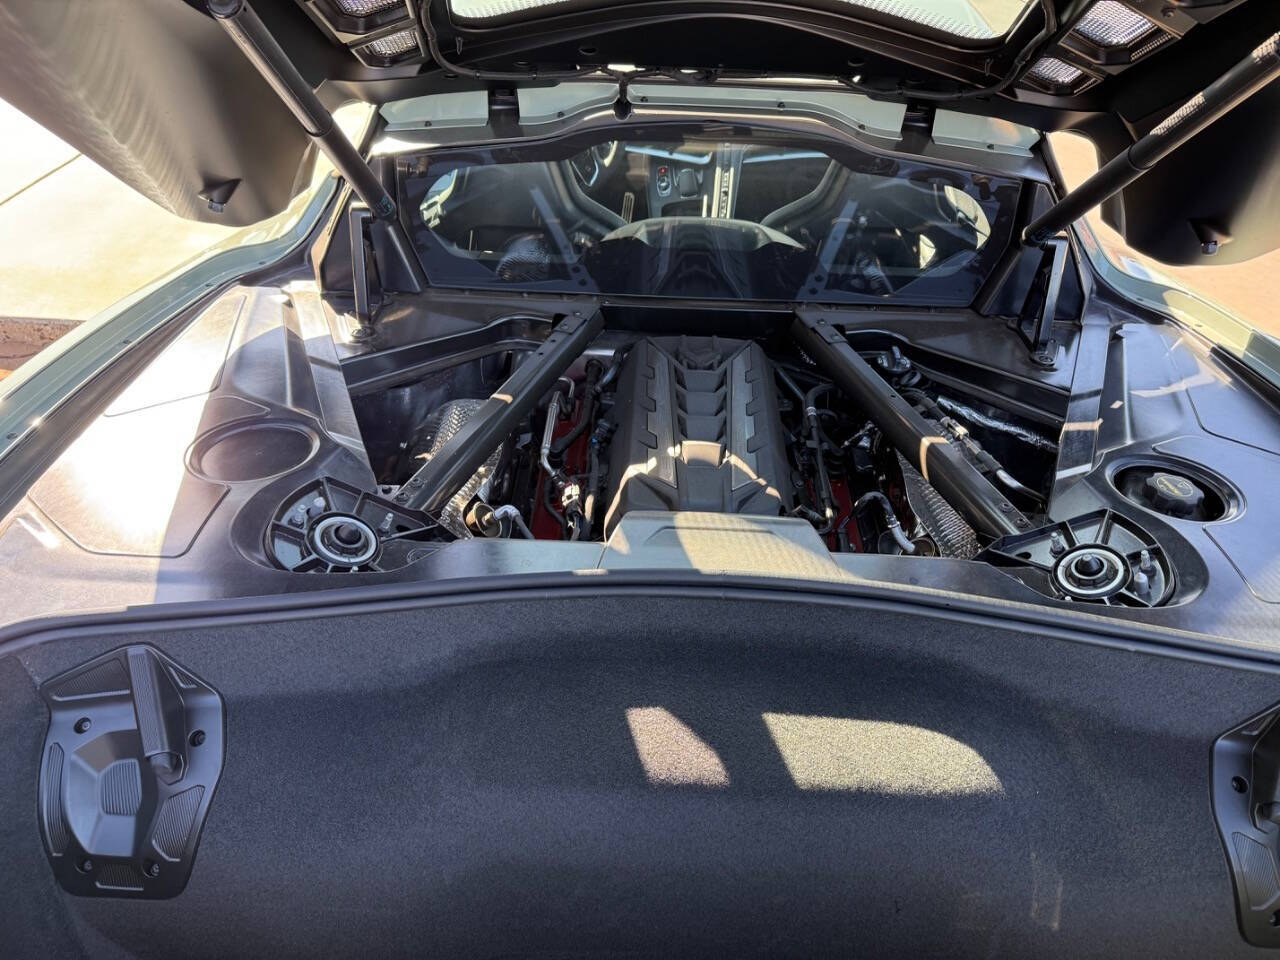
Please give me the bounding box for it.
[397,310,605,515]
[791,313,1030,539]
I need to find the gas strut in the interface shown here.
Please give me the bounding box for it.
[792,314,1029,540]
[396,311,605,515]
[208,0,399,223]
[1024,31,1280,247]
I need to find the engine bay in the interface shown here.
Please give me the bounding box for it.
[4,257,1274,639]
[239,305,1197,617]
[334,331,1056,562]
[1,116,1277,641]
[2,253,1275,664]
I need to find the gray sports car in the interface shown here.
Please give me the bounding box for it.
[1,0,1279,956]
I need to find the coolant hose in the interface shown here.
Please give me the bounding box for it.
[583,444,602,537]
[492,505,535,540]
[854,491,916,555]
[552,359,604,455]
[804,382,838,533]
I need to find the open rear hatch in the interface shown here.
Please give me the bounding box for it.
[1,0,1277,262]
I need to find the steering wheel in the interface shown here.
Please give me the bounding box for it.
[601,216,805,252]
[568,142,619,188]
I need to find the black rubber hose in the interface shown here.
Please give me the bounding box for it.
[803,383,834,418]
[791,505,826,525]
[804,383,837,534]
[836,511,854,553]
[583,444,602,538]
[854,491,916,555]
[552,360,603,455]
[775,361,832,387]
[542,474,566,535]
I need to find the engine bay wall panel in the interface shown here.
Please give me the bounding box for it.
[10,284,375,569]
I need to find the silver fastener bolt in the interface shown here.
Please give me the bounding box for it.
[1131,567,1151,597]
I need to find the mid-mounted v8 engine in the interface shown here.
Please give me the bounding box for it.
[270,319,1064,562]
[601,337,793,536]
[262,306,1196,607]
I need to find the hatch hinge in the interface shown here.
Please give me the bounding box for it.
[1015,236,1067,369]
[615,79,632,119]
[349,204,375,340]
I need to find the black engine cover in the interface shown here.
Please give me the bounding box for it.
[602,337,793,535]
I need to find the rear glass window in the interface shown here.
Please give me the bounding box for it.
[400,133,1021,306]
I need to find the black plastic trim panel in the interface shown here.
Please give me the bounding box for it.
[38,645,224,898]
[1214,702,1280,946]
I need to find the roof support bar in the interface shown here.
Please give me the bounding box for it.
[208,0,399,222]
[1024,31,1280,247]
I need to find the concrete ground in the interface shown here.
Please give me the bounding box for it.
[0,93,1275,379]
